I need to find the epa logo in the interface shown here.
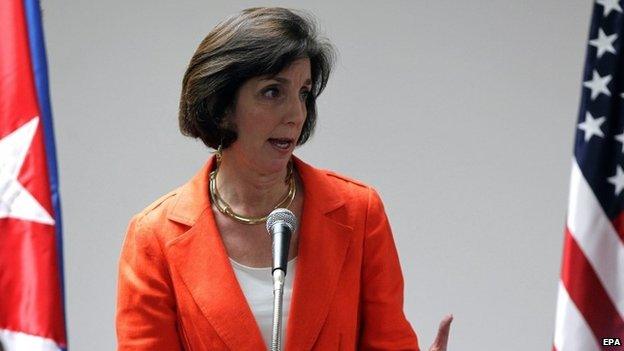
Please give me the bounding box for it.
[603,338,622,346]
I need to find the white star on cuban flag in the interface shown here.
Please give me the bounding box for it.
[0,117,55,225]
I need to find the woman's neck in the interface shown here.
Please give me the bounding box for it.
[214,152,291,217]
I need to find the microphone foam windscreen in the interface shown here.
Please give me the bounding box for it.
[266,208,298,234]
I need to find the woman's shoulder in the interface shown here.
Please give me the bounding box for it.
[126,160,212,238]
[323,168,369,188]
[124,187,185,242]
[303,164,390,235]
[296,156,370,192]
[134,188,180,220]
[304,161,383,207]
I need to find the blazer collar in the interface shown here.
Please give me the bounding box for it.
[165,154,353,351]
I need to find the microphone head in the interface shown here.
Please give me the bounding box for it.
[266,208,298,235]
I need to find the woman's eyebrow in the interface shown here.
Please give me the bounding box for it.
[261,76,312,86]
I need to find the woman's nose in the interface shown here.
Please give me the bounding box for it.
[284,93,306,125]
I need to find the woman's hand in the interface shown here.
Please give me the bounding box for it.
[428,314,453,351]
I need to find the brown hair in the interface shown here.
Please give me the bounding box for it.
[178,7,336,149]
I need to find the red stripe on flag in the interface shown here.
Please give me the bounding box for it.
[561,226,624,348]
[609,211,624,246]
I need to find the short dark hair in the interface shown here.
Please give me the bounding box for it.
[178,7,336,149]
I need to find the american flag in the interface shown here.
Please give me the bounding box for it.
[554,0,624,350]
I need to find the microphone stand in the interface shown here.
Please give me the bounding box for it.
[271,269,286,351]
[267,208,296,351]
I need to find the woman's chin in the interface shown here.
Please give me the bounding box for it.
[259,144,293,171]
[253,153,290,174]
[263,157,291,174]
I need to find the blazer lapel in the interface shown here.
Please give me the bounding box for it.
[165,157,266,351]
[285,157,354,351]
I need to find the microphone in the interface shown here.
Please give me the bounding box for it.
[266,208,297,351]
[266,208,298,275]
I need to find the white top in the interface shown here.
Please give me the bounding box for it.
[229,257,297,349]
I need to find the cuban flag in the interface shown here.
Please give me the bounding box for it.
[0,0,68,350]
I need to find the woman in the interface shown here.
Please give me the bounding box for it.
[116,7,452,351]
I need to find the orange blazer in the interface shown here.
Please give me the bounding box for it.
[116,155,419,351]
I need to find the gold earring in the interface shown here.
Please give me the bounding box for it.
[215,143,223,168]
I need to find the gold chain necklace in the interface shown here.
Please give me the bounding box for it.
[209,159,296,225]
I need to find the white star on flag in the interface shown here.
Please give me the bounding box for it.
[608,165,624,195]
[589,29,618,58]
[577,112,606,142]
[597,0,623,16]
[0,117,55,225]
[583,70,612,100]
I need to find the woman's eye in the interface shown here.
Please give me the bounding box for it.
[263,87,280,99]
[262,86,310,100]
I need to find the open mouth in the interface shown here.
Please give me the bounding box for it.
[268,138,294,150]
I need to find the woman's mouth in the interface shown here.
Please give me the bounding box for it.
[268,138,294,151]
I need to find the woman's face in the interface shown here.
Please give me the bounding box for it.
[225,57,312,174]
